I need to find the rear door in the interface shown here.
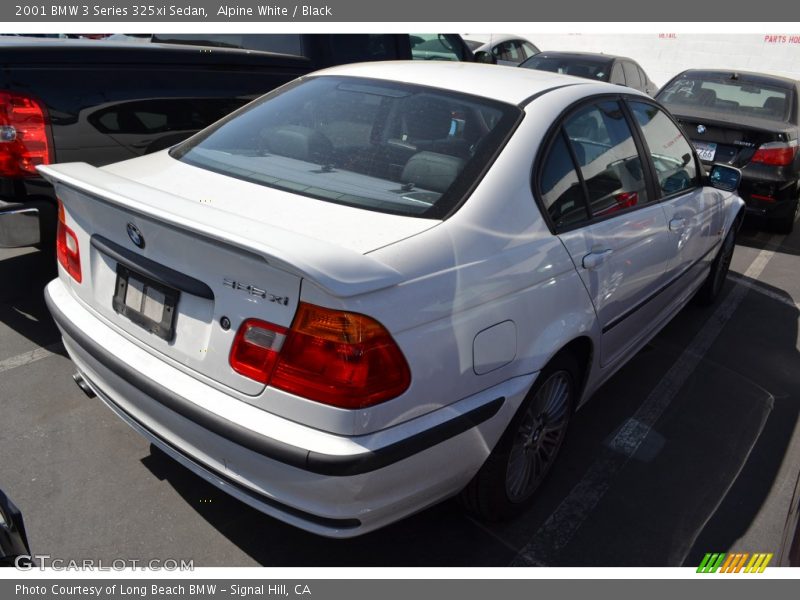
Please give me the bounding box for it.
[538,98,673,367]
[628,100,724,284]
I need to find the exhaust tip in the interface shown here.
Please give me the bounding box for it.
[72,372,96,398]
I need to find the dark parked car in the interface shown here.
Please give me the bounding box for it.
[657,69,800,233]
[0,33,475,251]
[0,489,32,568]
[519,51,657,96]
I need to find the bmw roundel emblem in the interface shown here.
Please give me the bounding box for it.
[697,124,706,134]
[126,223,145,249]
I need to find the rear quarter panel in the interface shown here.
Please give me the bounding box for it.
[302,87,606,434]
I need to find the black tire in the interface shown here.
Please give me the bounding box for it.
[460,353,578,521]
[695,225,736,306]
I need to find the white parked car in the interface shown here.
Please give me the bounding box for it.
[464,34,540,65]
[40,62,744,538]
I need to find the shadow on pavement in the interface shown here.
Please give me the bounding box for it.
[0,247,64,353]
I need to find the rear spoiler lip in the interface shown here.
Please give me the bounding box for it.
[37,162,404,298]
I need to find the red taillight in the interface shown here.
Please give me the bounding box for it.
[56,200,82,283]
[229,319,288,384]
[751,193,776,203]
[229,303,411,409]
[0,91,51,177]
[751,141,798,166]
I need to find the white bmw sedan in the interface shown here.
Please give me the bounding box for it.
[40,62,744,537]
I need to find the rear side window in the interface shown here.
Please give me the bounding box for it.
[563,101,650,217]
[540,133,589,228]
[538,99,652,229]
[171,76,520,219]
[629,102,699,196]
[622,62,642,89]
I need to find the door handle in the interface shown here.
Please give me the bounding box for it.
[669,218,687,232]
[582,249,613,270]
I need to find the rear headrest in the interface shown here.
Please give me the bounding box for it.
[763,96,785,116]
[697,88,717,107]
[567,65,594,79]
[401,96,453,141]
[401,151,465,194]
[264,126,333,163]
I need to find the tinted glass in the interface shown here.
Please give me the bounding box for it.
[410,34,465,61]
[521,56,613,82]
[171,76,519,218]
[630,101,699,196]
[658,76,793,121]
[328,35,400,62]
[152,34,305,55]
[494,41,525,62]
[540,133,589,228]
[521,42,540,58]
[563,101,649,217]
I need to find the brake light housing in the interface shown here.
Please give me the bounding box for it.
[229,303,411,409]
[56,200,82,283]
[751,140,798,166]
[0,91,52,177]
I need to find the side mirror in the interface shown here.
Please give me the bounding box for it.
[474,51,497,65]
[708,163,742,192]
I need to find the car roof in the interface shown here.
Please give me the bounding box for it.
[313,60,614,105]
[470,33,534,47]
[531,51,622,64]
[671,69,799,90]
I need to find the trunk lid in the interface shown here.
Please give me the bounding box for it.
[667,107,796,168]
[39,160,433,396]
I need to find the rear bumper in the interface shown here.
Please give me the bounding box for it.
[45,277,532,537]
[739,175,798,219]
[700,161,798,219]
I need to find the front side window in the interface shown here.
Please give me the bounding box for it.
[521,42,540,59]
[630,101,699,196]
[563,101,650,217]
[171,76,519,218]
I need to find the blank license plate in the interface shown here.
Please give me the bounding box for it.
[112,264,179,341]
[693,141,717,162]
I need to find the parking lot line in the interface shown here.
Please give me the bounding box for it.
[0,342,61,374]
[510,239,778,567]
[728,272,800,310]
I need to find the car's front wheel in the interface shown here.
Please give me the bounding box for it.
[695,224,736,305]
[461,353,578,520]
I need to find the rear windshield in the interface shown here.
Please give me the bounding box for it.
[171,76,520,219]
[520,56,611,81]
[658,76,794,122]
